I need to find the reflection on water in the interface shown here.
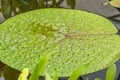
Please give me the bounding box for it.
[0,62,20,80]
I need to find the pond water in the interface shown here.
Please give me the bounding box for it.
[0,0,120,80]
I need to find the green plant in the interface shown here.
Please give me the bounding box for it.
[0,0,76,19]
[94,64,117,80]
[18,53,50,80]
[29,54,50,80]
[18,68,29,80]
[0,1,119,80]
[45,73,53,80]
[106,64,117,80]
[18,58,117,80]
[68,65,87,80]
[0,8,120,78]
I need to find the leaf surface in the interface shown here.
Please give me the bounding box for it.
[0,8,120,77]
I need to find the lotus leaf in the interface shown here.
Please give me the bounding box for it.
[0,8,120,77]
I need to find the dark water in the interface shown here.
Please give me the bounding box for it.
[0,0,120,80]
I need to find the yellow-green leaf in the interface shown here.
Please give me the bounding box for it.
[45,73,53,80]
[68,66,86,80]
[110,0,120,8]
[18,68,29,80]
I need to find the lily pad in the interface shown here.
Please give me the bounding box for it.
[109,0,120,8]
[0,8,120,77]
[103,0,120,8]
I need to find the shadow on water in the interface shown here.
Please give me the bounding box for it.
[0,0,120,80]
[0,61,20,80]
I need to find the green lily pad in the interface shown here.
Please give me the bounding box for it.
[110,0,120,8]
[103,0,120,8]
[0,8,120,77]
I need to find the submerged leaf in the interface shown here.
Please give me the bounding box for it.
[1,0,12,19]
[52,0,57,7]
[38,0,45,8]
[85,77,89,80]
[95,77,101,80]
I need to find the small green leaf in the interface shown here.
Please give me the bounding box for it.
[109,0,120,8]
[106,64,117,80]
[45,73,53,80]
[68,66,86,80]
[18,68,29,80]
[29,53,50,80]
[1,0,12,19]
[95,77,101,80]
